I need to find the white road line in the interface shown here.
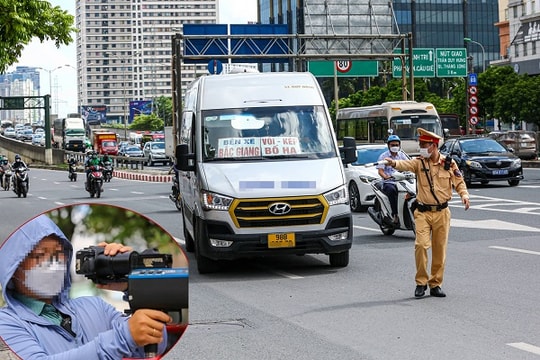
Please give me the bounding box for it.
[507,342,540,355]
[490,246,540,256]
[37,196,47,200]
[131,191,144,194]
[268,269,304,279]
[54,202,65,205]
[354,225,382,233]
[451,219,540,232]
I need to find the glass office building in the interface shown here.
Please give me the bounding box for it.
[392,0,500,74]
[257,0,499,74]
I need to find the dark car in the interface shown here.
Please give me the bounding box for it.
[118,145,144,157]
[439,136,523,187]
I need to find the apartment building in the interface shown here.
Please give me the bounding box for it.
[76,0,219,124]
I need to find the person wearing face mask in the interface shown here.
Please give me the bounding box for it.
[0,214,171,359]
[376,134,410,224]
[384,128,470,298]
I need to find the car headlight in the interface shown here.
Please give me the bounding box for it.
[465,160,482,169]
[201,191,234,211]
[324,185,348,206]
[511,158,522,168]
[359,175,378,184]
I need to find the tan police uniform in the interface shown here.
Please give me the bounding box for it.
[392,128,469,289]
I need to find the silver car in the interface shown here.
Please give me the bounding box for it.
[142,141,169,166]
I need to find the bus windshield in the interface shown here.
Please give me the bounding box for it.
[201,106,336,161]
[390,115,442,140]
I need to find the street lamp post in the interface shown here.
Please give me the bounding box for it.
[37,64,76,115]
[464,37,486,72]
[112,53,139,140]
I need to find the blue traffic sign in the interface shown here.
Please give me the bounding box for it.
[469,73,478,86]
[208,59,223,74]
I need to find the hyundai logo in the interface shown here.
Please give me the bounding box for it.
[268,202,291,215]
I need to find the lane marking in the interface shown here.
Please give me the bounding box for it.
[507,342,540,355]
[451,219,540,232]
[490,246,540,256]
[354,225,384,233]
[267,269,304,279]
[131,191,144,195]
[37,196,47,200]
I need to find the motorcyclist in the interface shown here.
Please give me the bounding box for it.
[85,151,104,183]
[0,155,9,188]
[376,134,409,224]
[10,154,29,191]
[11,154,28,171]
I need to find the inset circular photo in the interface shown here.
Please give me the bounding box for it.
[0,204,188,359]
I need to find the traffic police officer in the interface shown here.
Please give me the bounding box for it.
[385,128,470,298]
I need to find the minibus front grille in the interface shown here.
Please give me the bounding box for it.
[230,196,327,228]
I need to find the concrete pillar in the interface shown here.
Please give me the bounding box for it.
[45,148,53,165]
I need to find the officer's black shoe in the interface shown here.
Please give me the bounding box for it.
[429,286,446,297]
[414,285,427,298]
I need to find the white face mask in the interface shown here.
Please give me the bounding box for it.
[419,147,432,159]
[23,260,67,298]
[389,146,400,153]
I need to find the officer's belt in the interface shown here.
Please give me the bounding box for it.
[416,202,448,212]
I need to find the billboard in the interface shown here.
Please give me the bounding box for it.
[80,105,107,125]
[129,100,153,123]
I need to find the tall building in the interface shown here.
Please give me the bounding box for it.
[0,67,41,124]
[76,0,219,124]
[257,1,500,75]
[257,0,395,71]
[504,0,540,75]
[392,0,499,74]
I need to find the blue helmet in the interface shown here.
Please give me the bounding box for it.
[387,135,401,144]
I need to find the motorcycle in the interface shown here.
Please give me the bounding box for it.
[68,163,78,182]
[86,165,104,198]
[169,170,182,211]
[12,166,29,198]
[367,170,417,236]
[102,161,113,182]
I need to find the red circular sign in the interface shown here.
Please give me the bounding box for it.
[336,60,352,73]
[469,116,479,125]
[469,95,478,105]
[469,86,478,95]
[469,106,478,115]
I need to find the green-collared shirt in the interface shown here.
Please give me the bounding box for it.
[12,293,62,326]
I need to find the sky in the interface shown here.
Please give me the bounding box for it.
[10,0,257,117]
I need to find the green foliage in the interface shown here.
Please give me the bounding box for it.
[0,0,76,73]
[154,96,173,126]
[129,113,164,131]
[329,65,540,129]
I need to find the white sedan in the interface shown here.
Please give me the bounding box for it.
[344,144,390,212]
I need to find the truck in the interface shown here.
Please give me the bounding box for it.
[92,130,118,155]
[175,72,357,274]
[52,114,86,152]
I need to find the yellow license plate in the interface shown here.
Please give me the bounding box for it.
[268,233,295,248]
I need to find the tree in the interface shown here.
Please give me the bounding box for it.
[129,113,164,131]
[153,96,173,126]
[0,0,76,73]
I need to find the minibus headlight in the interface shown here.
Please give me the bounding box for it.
[201,191,233,210]
[324,186,348,206]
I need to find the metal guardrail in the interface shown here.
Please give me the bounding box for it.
[64,151,150,171]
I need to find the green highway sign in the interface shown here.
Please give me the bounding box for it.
[436,48,467,77]
[308,60,379,77]
[393,48,435,78]
[1,96,25,110]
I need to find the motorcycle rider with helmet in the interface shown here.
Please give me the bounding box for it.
[84,151,103,188]
[376,134,410,224]
[0,155,9,189]
[11,154,28,172]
